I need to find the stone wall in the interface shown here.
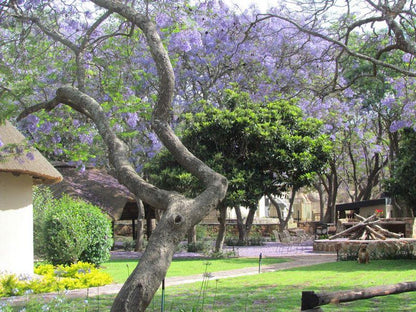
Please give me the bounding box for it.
[314,238,416,254]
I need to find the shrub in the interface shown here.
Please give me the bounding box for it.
[123,239,136,251]
[33,187,55,257]
[34,189,113,266]
[0,262,112,297]
[79,205,114,265]
[225,237,265,246]
[42,197,89,265]
[187,240,211,253]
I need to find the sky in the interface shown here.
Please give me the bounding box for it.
[223,0,276,11]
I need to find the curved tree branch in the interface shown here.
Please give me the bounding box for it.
[257,13,416,77]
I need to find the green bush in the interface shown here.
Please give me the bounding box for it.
[79,205,114,265]
[34,189,113,266]
[225,237,265,246]
[33,187,55,257]
[187,240,211,253]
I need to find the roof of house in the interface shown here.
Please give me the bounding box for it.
[49,164,137,220]
[335,198,387,212]
[0,120,62,185]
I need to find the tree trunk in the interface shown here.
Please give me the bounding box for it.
[145,212,154,240]
[187,225,196,245]
[235,206,247,243]
[302,281,416,311]
[245,208,256,239]
[235,207,256,244]
[215,203,227,252]
[266,194,286,232]
[135,200,145,252]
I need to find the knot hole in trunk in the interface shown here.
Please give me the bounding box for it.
[174,214,183,224]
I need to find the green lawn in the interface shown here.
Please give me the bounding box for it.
[6,259,416,311]
[102,257,289,283]
[147,259,416,311]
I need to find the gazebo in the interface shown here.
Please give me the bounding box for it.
[0,120,62,275]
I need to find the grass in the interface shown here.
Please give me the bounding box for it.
[145,259,416,311]
[4,259,416,311]
[101,257,289,283]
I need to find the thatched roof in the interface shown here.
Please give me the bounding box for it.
[49,164,137,220]
[0,120,62,185]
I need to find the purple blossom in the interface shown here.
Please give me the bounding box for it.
[126,112,139,128]
[156,13,172,28]
[372,144,383,153]
[402,53,412,63]
[0,138,3,148]
[79,133,93,145]
[26,152,35,161]
[343,88,354,98]
[170,29,202,53]
[51,133,61,144]
[390,120,412,132]
[54,148,63,156]
[25,115,40,133]
[39,122,53,134]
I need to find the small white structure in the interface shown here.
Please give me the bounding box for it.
[0,120,62,275]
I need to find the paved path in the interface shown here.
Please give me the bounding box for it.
[1,250,336,305]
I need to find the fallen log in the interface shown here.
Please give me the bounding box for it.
[301,281,416,311]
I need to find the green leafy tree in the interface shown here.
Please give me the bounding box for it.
[386,128,416,217]
[146,89,331,246]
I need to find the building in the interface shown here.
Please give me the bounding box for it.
[0,120,62,275]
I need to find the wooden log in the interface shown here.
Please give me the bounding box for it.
[329,223,365,240]
[355,213,402,238]
[372,223,403,238]
[329,215,377,240]
[354,213,377,223]
[359,229,367,240]
[366,225,386,240]
[301,281,416,311]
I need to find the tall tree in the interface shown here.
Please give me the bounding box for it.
[1,1,227,311]
[146,89,330,242]
[386,128,416,217]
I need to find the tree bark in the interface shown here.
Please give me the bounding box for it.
[302,281,416,311]
[215,203,227,252]
[187,225,196,245]
[235,207,256,244]
[135,200,145,252]
[235,206,246,243]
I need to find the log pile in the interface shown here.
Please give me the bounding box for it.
[329,214,403,240]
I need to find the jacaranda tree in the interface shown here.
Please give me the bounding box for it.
[1,1,228,311]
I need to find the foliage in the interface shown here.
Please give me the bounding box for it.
[146,89,331,212]
[386,128,416,216]
[224,237,265,247]
[34,190,113,266]
[0,262,112,297]
[186,240,211,253]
